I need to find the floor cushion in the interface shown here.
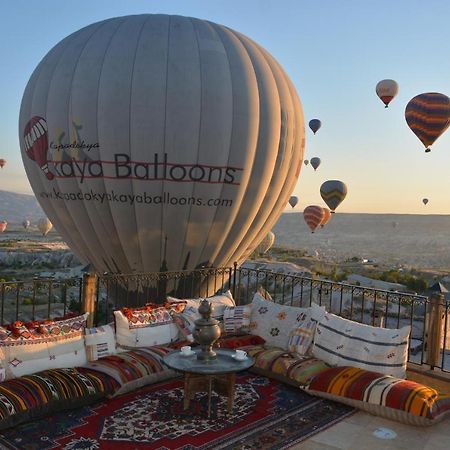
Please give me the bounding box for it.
[305,366,450,426]
[244,345,330,387]
[81,346,178,397]
[0,367,118,430]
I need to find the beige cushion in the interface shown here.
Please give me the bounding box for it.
[85,323,117,361]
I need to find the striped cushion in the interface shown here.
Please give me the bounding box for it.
[312,311,410,378]
[306,366,450,425]
[0,368,118,430]
[223,305,252,334]
[244,345,330,386]
[82,347,178,396]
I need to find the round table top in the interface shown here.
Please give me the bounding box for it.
[163,348,255,375]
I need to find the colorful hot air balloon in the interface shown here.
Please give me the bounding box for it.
[320,180,347,212]
[422,198,429,205]
[303,206,325,233]
[289,196,298,208]
[310,157,321,171]
[309,119,321,135]
[405,93,450,153]
[20,14,305,275]
[23,116,53,179]
[0,221,7,233]
[375,79,399,108]
[320,207,332,228]
[304,159,309,166]
[22,219,31,230]
[0,159,6,169]
[38,218,53,236]
[256,231,275,255]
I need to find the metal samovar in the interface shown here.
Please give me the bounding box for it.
[192,299,221,361]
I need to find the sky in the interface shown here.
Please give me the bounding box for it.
[1,0,450,214]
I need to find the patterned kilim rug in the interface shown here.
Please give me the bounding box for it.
[0,373,354,450]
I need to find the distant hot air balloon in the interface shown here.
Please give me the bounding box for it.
[320,180,347,212]
[256,231,275,255]
[304,160,309,166]
[320,207,332,228]
[392,221,399,229]
[375,79,399,108]
[0,221,7,233]
[303,206,325,233]
[38,218,53,236]
[310,157,321,171]
[309,119,321,135]
[422,198,429,205]
[405,93,450,153]
[289,196,298,208]
[0,159,6,169]
[22,219,31,230]
[20,14,305,275]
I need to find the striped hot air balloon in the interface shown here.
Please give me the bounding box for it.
[303,205,325,233]
[320,180,347,212]
[376,79,399,108]
[405,93,450,153]
[320,207,332,228]
[0,221,7,233]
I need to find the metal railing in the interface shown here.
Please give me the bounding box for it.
[1,265,448,373]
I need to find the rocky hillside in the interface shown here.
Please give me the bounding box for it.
[0,190,44,224]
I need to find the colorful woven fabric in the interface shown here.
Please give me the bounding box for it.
[0,367,118,429]
[287,309,317,356]
[306,366,450,421]
[82,347,173,388]
[244,345,330,386]
[215,334,265,349]
[223,305,252,334]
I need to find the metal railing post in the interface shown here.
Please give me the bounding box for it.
[426,293,444,369]
[82,272,98,328]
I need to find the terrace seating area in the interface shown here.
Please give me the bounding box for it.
[0,278,449,448]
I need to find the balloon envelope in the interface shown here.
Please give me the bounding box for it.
[0,159,6,169]
[309,119,321,134]
[375,79,399,108]
[0,221,7,233]
[303,206,325,233]
[22,220,31,230]
[310,157,321,171]
[20,14,305,274]
[320,180,347,212]
[38,218,53,236]
[405,93,450,152]
[256,231,275,255]
[304,159,309,166]
[422,198,429,205]
[289,196,298,208]
[320,207,332,228]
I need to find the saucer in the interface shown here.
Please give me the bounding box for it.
[231,354,248,361]
[180,351,195,357]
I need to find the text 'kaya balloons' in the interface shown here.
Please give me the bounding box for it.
[376,79,399,108]
[320,180,347,212]
[303,206,325,233]
[405,93,450,153]
[289,196,298,208]
[20,14,305,274]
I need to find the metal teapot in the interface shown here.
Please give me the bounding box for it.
[192,299,221,361]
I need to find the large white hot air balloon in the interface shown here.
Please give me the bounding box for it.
[20,14,305,274]
[256,231,275,255]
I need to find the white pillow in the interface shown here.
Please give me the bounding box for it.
[312,311,411,378]
[114,307,179,348]
[249,292,309,349]
[85,323,117,361]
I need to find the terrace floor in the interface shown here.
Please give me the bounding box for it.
[295,410,449,449]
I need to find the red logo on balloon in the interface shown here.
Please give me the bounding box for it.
[23,116,54,180]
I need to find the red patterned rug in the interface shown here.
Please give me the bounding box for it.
[0,373,354,450]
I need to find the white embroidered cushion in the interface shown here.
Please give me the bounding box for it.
[312,311,411,378]
[114,307,179,348]
[249,292,309,349]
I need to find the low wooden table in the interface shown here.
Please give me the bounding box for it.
[163,348,254,417]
